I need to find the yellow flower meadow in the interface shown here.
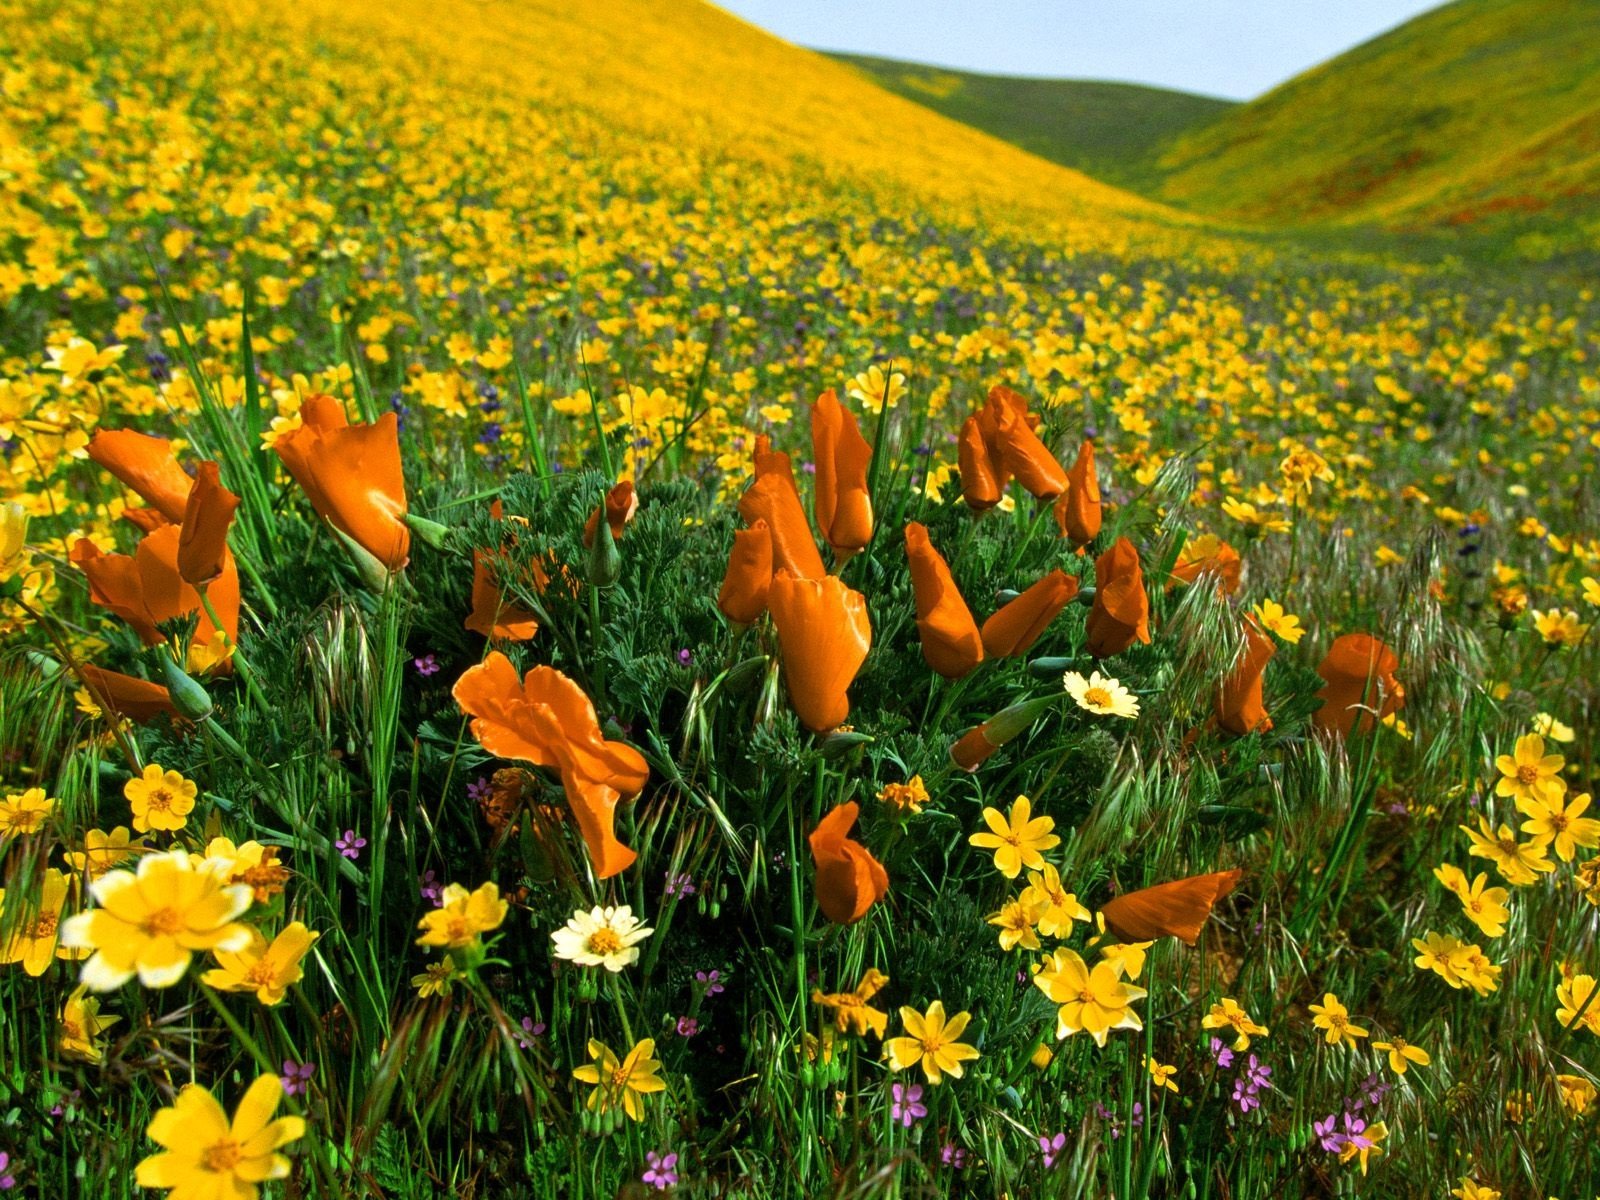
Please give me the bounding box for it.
[1493,733,1565,807]
[1201,997,1269,1051]
[572,1038,667,1122]
[125,764,198,835]
[1033,948,1147,1047]
[0,787,55,839]
[200,922,320,1006]
[415,881,508,951]
[1308,992,1369,1049]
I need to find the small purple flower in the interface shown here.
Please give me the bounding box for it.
[1356,1071,1391,1109]
[466,777,492,803]
[940,1143,968,1169]
[695,969,725,996]
[675,1016,700,1038]
[0,1150,14,1190]
[1242,1054,1272,1093]
[1232,1077,1261,1113]
[413,653,440,676]
[419,870,442,905]
[1039,1131,1068,1168]
[516,1017,546,1050]
[281,1060,315,1097]
[49,1088,81,1117]
[335,830,367,860]
[890,1083,927,1128]
[1313,1113,1343,1153]
[665,871,697,899]
[676,648,692,666]
[1209,1036,1235,1069]
[1338,1112,1377,1151]
[642,1150,679,1189]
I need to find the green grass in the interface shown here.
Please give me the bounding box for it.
[825,53,1235,193]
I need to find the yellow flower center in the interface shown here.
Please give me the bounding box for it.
[587,928,623,955]
[143,907,187,936]
[245,961,279,987]
[145,786,176,813]
[1328,1014,1347,1031]
[1517,764,1541,785]
[202,1138,244,1173]
[1389,1036,1408,1051]
[61,1019,82,1040]
[609,1065,633,1089]
[1083,687,1112,708]
[1548,812,1569,832]
[31,912,58,939]
[1078,987,1098,1004]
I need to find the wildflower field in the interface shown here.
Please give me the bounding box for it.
[2,0,1599,1196]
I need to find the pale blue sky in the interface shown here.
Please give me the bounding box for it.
[713,1,1447,100]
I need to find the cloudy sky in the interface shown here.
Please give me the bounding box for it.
[714,0,1445,99]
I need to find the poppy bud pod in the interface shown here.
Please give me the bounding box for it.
[717,520,773,624]
[160,653,214,722]
[958,417,1002,511]
[1085,538,1151,659]
[176,462,239,587]
[585,508,622,587]
[1312,633,1404,737]
[78,664,178,724]
[1054,440,1101,547]
[981,569,1079,658]
[905,522,983,678]
[950,694,1056,771]
[808,801,888,925]
[1216,622,1275,735]
[767,570,872,733]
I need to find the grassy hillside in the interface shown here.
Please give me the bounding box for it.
[1155,0,1600,244]
[827,52,1235,192]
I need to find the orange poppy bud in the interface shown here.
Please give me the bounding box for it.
[86,429,193,524]
[1170,535,1242,595]
[767,569,872,733]
[1312,633,1404,737]
[905,522,983,678]
[950,695,1055,771]
[78,664,178,724]
[1100,869,1242,945]
[176,462,240,587]
[1216,622,1275,735]
[808,801,888,924]
[274,393,410,571]
[1085,537,1151,659]
[951,723,1001,771]
[737,471,825,581]
[1054,440,1102,547]
[582,481,638,548]
[811,389,874,559]
[989,386,1067,499]
[452,652,648,878]
[958,416,1002,511]
[71,527,240,662]
[718,520,773,625]
[981,569,1079,658]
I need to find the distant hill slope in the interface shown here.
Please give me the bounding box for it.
[827,53,1235,193]
[1154,0,1600,234]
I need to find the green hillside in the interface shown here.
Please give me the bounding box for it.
[1155,0,1600,240]
[826,52,1235,192]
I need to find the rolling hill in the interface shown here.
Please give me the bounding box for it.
[1154,0,1600,236]
[825,53,1235,193]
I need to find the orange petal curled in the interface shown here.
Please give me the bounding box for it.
[1054,440,1102,547]
[958,416,1002,511]
[989,386,1067,499]
[1085,537,1150,659]
[767,570,872,733]
[87,429,193,524]
[1216,622,1275,735]
[177,462,240,587]
[718,520,773,625]
[980,569,1079,658]
[811,389,874,558]
[1100,869,1242,945]
[1312,633,1404,737]
[582,481,638,548]
[905,522,983,678]
[737,472,825,582]
[78,665,177,724]
[808,801,888,924]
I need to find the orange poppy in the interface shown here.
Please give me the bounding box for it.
[811,389,874,559]
[1053,440,1101,548]
[464,500,543,642]
[1312,633,1404,737]
[71,527,240,659]
[905,522,983,678]
[717,520,773,625]
[582,481,638,548]
[737,469,825,582]
[78,665,178,723]
[958,416,1003,511]
[1169,536,1243,595]
[1216,622,1275,735]
[273,393,410,571]
[86,429,193,524]
[808,801,888,924]
[988,386,1067,499]
[767,570,872,732]
[123,507,171,533]
[1100,869,1242,945]
[452,652,649,878]
[949,695,1053,772]
[980,568,1080,658]
[951,722,1002,772]
[176,462,240,587]
[1085,538,1151,659]
[752,434,793,481]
